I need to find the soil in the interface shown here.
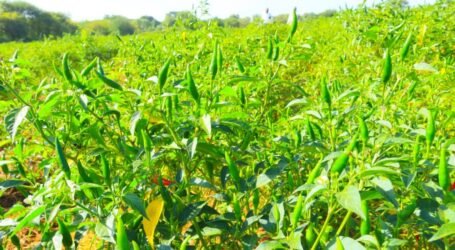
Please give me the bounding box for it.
[0,187,25,209]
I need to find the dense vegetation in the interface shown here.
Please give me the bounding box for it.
[0,0,454,249]
[0,1,338,43]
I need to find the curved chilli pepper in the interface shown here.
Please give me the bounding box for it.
[291,194,303,228]
[158,58,171,92]
[187,66,200,105]
[305,223,316,248]
[272,46,280,61]
[266,37,273,60]
[331,134,358,174]
[397,199,417,227]
[438,144,449,191]
[426,110,436,149]
[306,118,316,141]
[101,155,111,186]
[96,57,104,76]
[253,189,260,212]
[57,218,73,248]
[210,41,218,80]
[360,200,371,235]
[235,56,245,74]
[294,129,302,147]
[238,86,246,107]
[55,138,71,180]
[412,136,421,168]
[217,45,223,75]
[62,53,73,82]
[80,57,97,76]
[287,7,298,42]
[320,77,331,108]
[306,156,324,185]
[400,32,413,60]
[116,216,130,250]
[358,117,369,145]
[381,49,392,84]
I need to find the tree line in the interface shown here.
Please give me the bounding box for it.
[0,1,338,43]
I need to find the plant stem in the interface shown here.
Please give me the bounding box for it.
[310,206,333,250]
[336,211,352,236]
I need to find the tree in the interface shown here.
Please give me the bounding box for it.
[162,11,198,29]
[224,15,240,28]
[106,15,136,35]
[0,12,28,42]
[136,16,160,32]
[0,1,76,42]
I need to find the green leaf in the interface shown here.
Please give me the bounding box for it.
[201,114,211,137]
[178,202,206,225]
[336,185,365,220]
[429,223,455,241]
[189,178,217,190]
[130,111,142,136]
[360,167,401,178]
[96,71,123,90]
[255,240,285,250]
[123,193,148,219]
[55,138,71,179]
[12,206,45,235]
[328,237,365,250]
[0,179,26,190]
[5,106,29,141]
[414,62,438,73]
[256,168,282,188]
[372,177,399,208]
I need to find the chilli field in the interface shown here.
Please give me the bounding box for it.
[0,1,454,249]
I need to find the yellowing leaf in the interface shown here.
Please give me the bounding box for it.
[142,197,164,246]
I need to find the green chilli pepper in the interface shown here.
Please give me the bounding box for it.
[187,66,200,105]
[287,7,298,42]
[55,138,71,180]
[331,134,358,174]
[291,194,303,228]
[235,56,245,74]
[360,200,371,235]
[101,155,111,186]
[81,57,97,76]
[400,32,412,60]
[159,58,171,92]
[438,143,449,191]
[62,53,73,82]
[210,41,218,80]
[320,77,331,108]
[306,118,316,141]
[381,49,392,84]
[267,37,273,60]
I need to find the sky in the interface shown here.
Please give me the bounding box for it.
[19,0,435,21]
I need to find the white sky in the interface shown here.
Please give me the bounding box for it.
[18,0,435,21]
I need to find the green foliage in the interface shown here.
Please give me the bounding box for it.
[0,1,454,249]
